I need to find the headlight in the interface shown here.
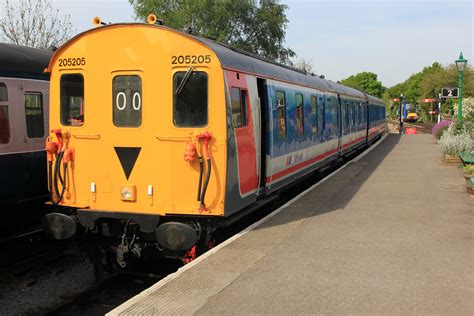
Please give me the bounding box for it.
[120,185,136,201]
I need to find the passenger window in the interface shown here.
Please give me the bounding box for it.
[296,93,304,136]
[231,87,248,128]
[61,74,84,126]
[311,95,317,134]
[352,102,356,126]
[174,71,208,127]
[25,92,44,138]
[0,83,10,144]
[113,75,142,127]
[276,91,286,140]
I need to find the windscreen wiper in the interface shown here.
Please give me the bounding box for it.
[175,66,194,95]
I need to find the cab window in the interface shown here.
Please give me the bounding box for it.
[0,83,10,144]
[173,71,208,127]
[276,91,286,140]
[231,87,248,128]
[25,92,44,138]
[113,75,142,127]
[60,74,84,126]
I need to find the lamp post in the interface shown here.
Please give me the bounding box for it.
[399,93,404,134]
[455,52,468,120]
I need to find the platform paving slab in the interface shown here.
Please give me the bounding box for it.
[109,134,473,315]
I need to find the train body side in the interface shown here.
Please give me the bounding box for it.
[0,43,52,206]
[222,70,385,217]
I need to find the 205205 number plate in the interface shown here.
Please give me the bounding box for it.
[58,57,86,67]
[171,55,211,65]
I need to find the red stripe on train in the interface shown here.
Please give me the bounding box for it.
[267,133,371,184]
[342,136,366,149]
[266,147,339,183]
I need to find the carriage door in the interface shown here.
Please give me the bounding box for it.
[21,80,49,194]
[337,94,343,153]
[365,100,370,140]
[226,71,259,196]
[257,78,267,193]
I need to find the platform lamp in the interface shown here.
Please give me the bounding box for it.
[399,93,404,134]
[455,52,468,120]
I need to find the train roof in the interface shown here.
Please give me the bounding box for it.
[365,94,386,106]
[47,23,386,105]
[0,43,53,80]
[197,37,376,101]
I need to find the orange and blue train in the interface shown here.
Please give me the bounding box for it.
[43,15,386,265]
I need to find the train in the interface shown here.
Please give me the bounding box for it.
[404,104,418,122]
[0,43,52,221]
[42,15,386,266]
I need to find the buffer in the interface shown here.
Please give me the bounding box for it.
[114,147,141,180]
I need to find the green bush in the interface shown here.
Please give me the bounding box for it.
[438,125,474,155]
[451,115,474,138]
[435,126,449,139]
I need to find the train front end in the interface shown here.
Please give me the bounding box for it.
[43,19,228,263]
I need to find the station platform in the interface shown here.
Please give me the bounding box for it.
[109,134,473,315]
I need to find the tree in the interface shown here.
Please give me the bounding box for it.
[340,72,385,98]
[383,62,474,120]
[0,0,73,49]
[294,58,314,73]
[420,64,473,99]
[129,0,295,64]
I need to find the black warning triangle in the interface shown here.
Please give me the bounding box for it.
[114,147,141,180]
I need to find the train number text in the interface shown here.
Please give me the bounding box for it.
[171,55,211,65]
[58,57,86,67]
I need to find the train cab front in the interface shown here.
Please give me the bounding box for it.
[42,17,227,265]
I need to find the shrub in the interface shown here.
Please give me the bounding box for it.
[451,115,474,138]
[438,125,474,155]
[432,119,453,139]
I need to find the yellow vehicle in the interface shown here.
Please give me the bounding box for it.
[404,103,418,122]
[42,15,386,267]
[405,112,418,122]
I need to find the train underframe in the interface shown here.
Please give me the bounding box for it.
[44,209,218,270]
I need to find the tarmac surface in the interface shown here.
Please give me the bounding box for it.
[110,134,473,315]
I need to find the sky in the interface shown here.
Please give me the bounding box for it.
[43,0,474,87]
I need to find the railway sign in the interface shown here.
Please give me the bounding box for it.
[441,88,459,98]
[392,98,400,102]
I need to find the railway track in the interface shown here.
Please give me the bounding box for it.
[386,119,434,134]
[0,227,76,278]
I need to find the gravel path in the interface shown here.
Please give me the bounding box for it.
[0,254,95,315]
